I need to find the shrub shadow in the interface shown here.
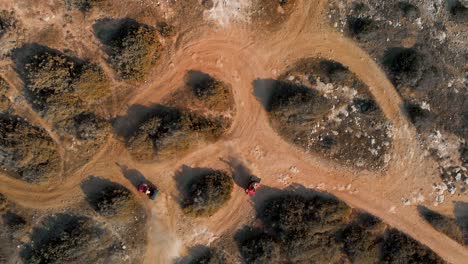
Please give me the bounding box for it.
[80,175,127,211]
[174,165,215,202]
[112,103,180,140]
[252,78,277,111]
[92,18,140,50]
[116,163,156,190]
[20,213,86,261]
[185,70,214,88]
[220,157,253,189]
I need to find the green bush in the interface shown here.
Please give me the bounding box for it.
[93,186,133,217]
[94,19,160,80]
[23,49,109,122]
[183,170,233,217]
[24,214,111,264]
[0,114,60,183]
[239,233,281,264]
[380,229,444,264]
[127,106,228,161]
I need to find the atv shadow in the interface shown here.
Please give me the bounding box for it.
[117,163,157,190]
[220,156,253,189]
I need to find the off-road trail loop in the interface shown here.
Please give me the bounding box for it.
[0,0,467,263]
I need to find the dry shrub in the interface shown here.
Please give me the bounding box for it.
[0,194,8,213]
[186,70,233,112]
[418,206,464,245]
[380,229,444,264]
[0,77,10,111]
[93,186,133,217]
[237,192,444,263]
[157,22,176,37]
[0,10,16,38]
[0,114,60,183]
[127,106,228,161]
[23,50,109,123]
[94,19,161,80]
[23,214,113,264]
[56,112,111,142]
[65,0,103,12]
[183,170,233,217]
[239,233,281,264]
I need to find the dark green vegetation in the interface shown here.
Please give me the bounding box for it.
[237,192,445,264]
[255,58,392,170]
[21,214,114,264]
[0,77,11,111]
[0,114,60,183]
[15,44,110,123]
[182,170,233,217]
[418,206,465,245]
[11,43,113,176]
[167,70,235,113]
[91,186,133,217]
[81,176,140,218]
[125,105,229,161]
[93,18,161,80]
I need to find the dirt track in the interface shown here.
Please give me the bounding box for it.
[0,0,467,263]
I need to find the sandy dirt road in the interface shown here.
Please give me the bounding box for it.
[0,0,467,263]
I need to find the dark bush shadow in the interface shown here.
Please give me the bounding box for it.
[20,213,86,261]
[116,163,156,190]
[80,175,127,210]
[112,103,181,139]
[174,165,215,201]
[250,183,344,219]
[174,245,210,264]
[253,78,320,113]
[220,157,253,189]
[234,226,268,248]
[454,201,468,245]
[92,18,140,49]
[185,70,214,88]
[2,211,26,231]
[252,79,277,111]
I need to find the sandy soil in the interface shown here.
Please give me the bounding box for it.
[0,0,467,263]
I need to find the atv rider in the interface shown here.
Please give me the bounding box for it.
[245,181,259,196]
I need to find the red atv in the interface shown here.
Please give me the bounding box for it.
[138,183,159,200]
[245,177,261,196]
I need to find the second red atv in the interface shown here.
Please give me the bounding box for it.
[245,177,261,196]
[138,183,159,200]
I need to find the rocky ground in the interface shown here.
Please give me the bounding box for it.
[328,0,468,200]
[258,58,393,170]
